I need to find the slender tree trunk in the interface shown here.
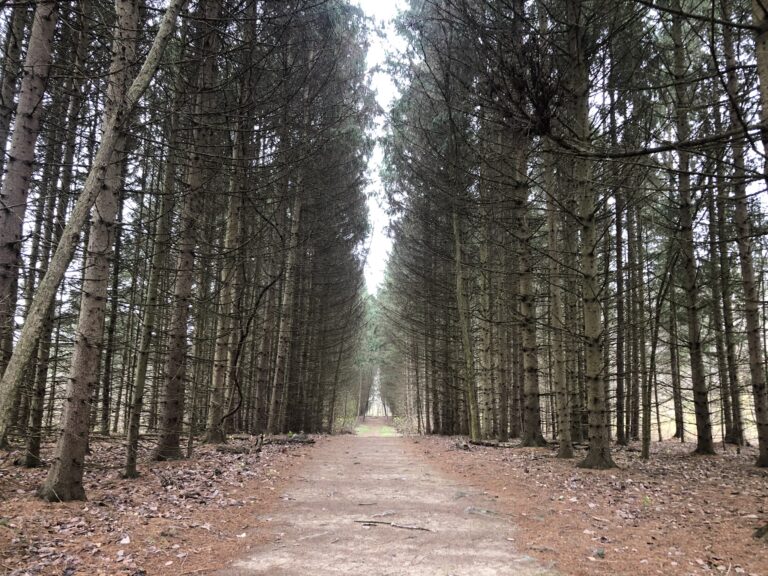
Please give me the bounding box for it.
[0,1,58,379]
[0,3,30,185]
[22,130,64,467]
[731,145,768,466]
[672,6,714,455]
[734,0,768,465]
[267,195,302,434]
[707,189,735,442]
[154,0,220,460]
[38,0,141,502]
[518,185,545,447]
[99,191,126,435]
[497,285,509,442]
[254,284,276,433]
[453,207,480,442]
[716,188,743,445]
[478,187,494,439]
[124,137,176,476]
[23,2,88,462]
[669,295,684,441]
[631,204,651,459]
[545,147,572,458]
[568,1,614,469]
[206,131,244,443]
[17,123,61,438]
[0,0,185,447]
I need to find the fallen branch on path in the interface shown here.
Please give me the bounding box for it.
[469,440,517,448]
[354,520,433,532]
[263,435,315,445]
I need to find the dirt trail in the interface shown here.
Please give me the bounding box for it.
[220,419,555,575]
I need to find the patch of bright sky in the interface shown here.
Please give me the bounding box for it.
[356,0,407,295]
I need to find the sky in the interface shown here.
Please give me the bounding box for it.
[356,0,407,295]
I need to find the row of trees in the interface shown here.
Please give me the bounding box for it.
[378,0,768,468]
[0,0,374,500]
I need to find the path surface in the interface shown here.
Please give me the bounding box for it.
[220,419,556,575]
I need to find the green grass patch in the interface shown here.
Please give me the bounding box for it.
[354,423,399,437]
[378,425,398,437]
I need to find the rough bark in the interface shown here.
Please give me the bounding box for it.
[707,189,735,443]
[0,0,185,447]
[38,0,140,502]
[735,0,768,465]
[0,1,58,377]
[715,187,743,445]
[0,3,29,183]
[23,4,89,465]
[670,295,684,441]
[517,183,545,447]
[206,131,244,443]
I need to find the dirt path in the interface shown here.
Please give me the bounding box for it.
[220,419,555,575]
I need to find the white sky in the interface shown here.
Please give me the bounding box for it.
[357,0,407,295]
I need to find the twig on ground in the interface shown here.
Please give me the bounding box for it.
[354,520,433,532]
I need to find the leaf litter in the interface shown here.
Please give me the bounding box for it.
[418,437,767,576]
[0,436,313,575]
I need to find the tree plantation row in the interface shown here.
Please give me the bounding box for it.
[2,0,768,510]
[375,0,768,470]
[0,0,376,501]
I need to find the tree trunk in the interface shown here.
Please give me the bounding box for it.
[23,2,88,463]
[0,3,30,185]
[672,6,714,455]
[568,1,615,469]
[0,1,58,378]
[99,191,126,435]
[154,0,221,460]
[205,131,244,443]
[124,131,176,476]
[545,145,572,458]
[736,0,768,465]
[716,187,743,445]
[670,295,684,441]
[38,0,141,502]
[267,195,302,434]
[0,0,185,447]
[518,185,545,447]
[453,208,480,442]
[707,189,735,443]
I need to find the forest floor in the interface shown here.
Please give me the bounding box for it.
[0,434,311,575]
[416,435,768,576]
[1,424,767,575]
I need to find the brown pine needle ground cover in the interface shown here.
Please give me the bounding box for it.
[3,433,767,576]
[0,436,314,575]
[415,436,768,576]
